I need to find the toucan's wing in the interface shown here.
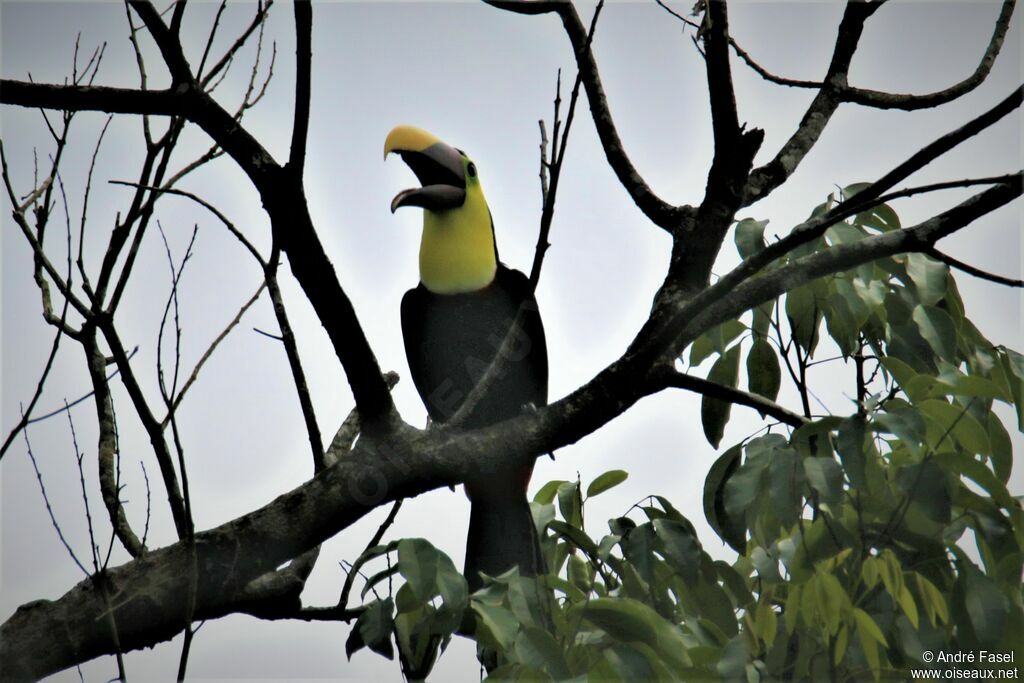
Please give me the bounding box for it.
[400,268,547,427]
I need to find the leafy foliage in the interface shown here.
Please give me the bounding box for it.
[345,188,1022,681]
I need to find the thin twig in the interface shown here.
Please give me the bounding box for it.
[109,181,266,266]
[649,366,808,428]
[338,500,403,610]
[0,296,70,461]
[928,248,1023,288]
[164,281,268,423]
[530,4,602,291]
[22,417,89,576]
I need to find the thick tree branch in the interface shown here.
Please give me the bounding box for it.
[702,1,741,152]
[741,1,884,206]
[681,85,1023,343]
[678,177,1023,346]
[0,80,186,117]
[289,0,312,172]
[669,0,764,291]
[127,1,195,84]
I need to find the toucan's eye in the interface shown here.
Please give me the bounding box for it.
[467,162,477,178]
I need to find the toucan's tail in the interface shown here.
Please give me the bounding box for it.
[465,488,545,591]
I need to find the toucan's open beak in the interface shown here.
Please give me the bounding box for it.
[384,125,466,213]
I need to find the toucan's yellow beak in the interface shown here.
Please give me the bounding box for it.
[383,125,442,159]
[384,125,467,213]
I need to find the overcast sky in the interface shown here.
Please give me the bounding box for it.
[2,2,1021,681]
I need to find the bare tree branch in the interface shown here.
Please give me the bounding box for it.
[530,3,601,290]
[166,281,268,422]
[128,1,194,84]
[1,6,396,425]
[85,332,146,558]
[485,0,689,232]
[289,0,312,173]
[741,1,886,206]
[649,366,808,428]
[841,0,1015,110]
[927,248,1024,289]
[199,0,275,89]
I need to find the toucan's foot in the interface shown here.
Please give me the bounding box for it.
[520,401,538,414]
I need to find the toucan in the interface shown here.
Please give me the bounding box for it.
[384,125,548,590]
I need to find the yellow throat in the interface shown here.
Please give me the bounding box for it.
[419,182,497,294]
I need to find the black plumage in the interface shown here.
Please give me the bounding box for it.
[401,265,548,588]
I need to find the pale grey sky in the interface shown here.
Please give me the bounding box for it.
[1,2,1021,681]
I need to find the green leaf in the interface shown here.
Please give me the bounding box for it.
[785,585,801,634]
[937,451,1016,510]
[587,469,629,498]
[622,523,658,585]
[987,413,1013,483]
[533,479,567,505]
[854,608,888,679]
[769,448,803,528]
[548,520,598,556]
[879,356,918,393]
[944,375,1009,402]
[715,560,754,608]
[735,218,768,259]
[752,300,774,338]
[361,563,401,600]
[874,406,927,457]
[857,201,901,232]
[837,416,868,490]
[398,538,441,603]
[584,598,692,671]
[568,554,593,592]
[703,444,746,553]
[690,320,746,366]
[905,253,948,306]
[472,602,519,652]
[834,624,850,666]
[347,598,395,660]
[786,282,823,353]
[914,573,949,627]
[723,451,769,521]
[897,585,920,629]
[513,626,570,679]
[824,291,859,356]
[889,320,939,373]
[653,518,702,582]
[747,337,782,404]
[963,566,1010,645]
[998,349,1024,431]
[701,345,742,448]
[556,481,582,528]
[754,600,778,649]
[803,458,843,505]
[912,305,958,361]
[895,461,951,524]
[583,598,660,647]
[716,635,748,680]
[919,399,991,456]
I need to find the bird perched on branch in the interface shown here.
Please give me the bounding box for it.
[385,125,548,590]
